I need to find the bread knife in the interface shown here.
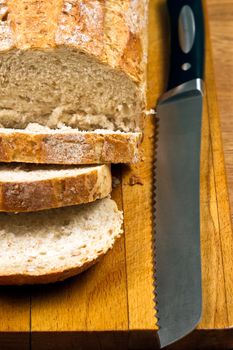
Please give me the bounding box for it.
[154,0,205,347]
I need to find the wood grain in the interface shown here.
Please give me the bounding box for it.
[0,286,30,349]
[198,93,228,329]
[200,2,233,328]
[0,286,30,332]
[207,0,233,225]
[31,173,129,332]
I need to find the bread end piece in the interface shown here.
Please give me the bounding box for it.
[0,129,142,164]
[0,164,112,212]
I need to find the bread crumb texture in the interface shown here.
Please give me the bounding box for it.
[0,0,148,132]
[0,198,123,284]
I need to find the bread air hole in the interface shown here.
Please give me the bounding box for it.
[63,219,70,226]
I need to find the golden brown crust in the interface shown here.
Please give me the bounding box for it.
[56,0,104,56]
[0,165,111,212]
[0,0,14,51]
[8,0,63,49]
[0,130,142,164]
[2,0,148,83]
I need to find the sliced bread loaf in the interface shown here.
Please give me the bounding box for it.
[0,0,148,164]
[0,198,123,285]
[0,163,111,212]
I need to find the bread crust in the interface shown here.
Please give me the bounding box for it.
[0,129,142,164]
[0,164,111,212]
[2,0,148,84]
[0,255,101,285]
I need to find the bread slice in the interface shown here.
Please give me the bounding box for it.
[0,163,111,212]
[0,127,142,164]
[0,1,148,164]
[0,198,123,285]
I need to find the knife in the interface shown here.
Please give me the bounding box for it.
[155,0,205,348]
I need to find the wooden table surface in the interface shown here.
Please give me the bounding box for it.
[208,0,233,224]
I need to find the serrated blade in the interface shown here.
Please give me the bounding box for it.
[154,79,203,348]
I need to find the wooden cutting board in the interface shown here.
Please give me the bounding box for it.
[1,1,233,349]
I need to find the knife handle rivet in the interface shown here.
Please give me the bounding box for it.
[181,62,192,71]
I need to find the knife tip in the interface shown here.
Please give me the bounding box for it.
[157,309,202,349]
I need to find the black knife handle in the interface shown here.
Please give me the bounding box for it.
[166,0,205,91]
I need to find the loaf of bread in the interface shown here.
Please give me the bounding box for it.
[0,163,111,212]
[0,0,147,285]
[0,198,123,285]
[0,0,148,164]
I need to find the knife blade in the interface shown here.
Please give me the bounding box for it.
[155,0,205,348]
